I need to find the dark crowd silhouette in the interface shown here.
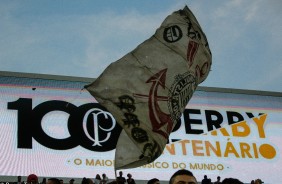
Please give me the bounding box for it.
[0,171,265,184]
[200,174,264,184]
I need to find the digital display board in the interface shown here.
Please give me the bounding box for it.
[0,74,281,183]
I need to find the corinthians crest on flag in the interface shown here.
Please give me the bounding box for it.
[85,6,212,170]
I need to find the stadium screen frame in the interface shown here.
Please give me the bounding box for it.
[0,72,281,184]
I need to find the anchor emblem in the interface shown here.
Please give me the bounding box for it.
[134,68,173,139]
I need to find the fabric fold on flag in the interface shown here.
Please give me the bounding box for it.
[85,5,212,170]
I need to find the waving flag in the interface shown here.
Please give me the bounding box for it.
[85,6,212,170]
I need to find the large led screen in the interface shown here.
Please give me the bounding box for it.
[0,75,281,183]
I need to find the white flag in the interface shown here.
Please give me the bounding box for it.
[85,6,212,170]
